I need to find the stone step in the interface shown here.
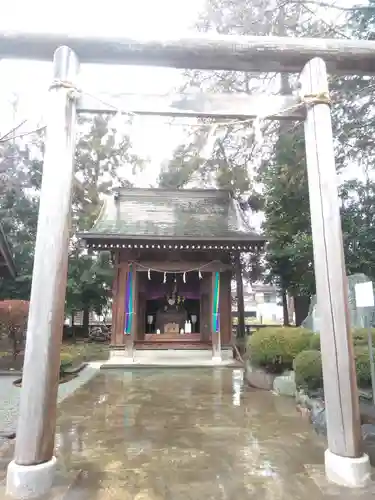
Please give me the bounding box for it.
[102,347,236,368]
[134,348,233,361]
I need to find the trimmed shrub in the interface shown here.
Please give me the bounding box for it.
[294,346,375,390]
[352,328,375,347]
[307,329,375,352]
[60,353,74,375]
[309,333,321,351]
[354,346,373,388]
[248,327,313,374]
[0,300,29,359]
[294,350,323,390]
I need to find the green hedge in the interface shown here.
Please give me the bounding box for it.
[248,327,313,374]
[309,334,321,350]
[351,328,375,346]
[307,328,375,352]
[60,352,73,375]
[355,346,373,387]
[294,346,374,390]
[294,350,322,390]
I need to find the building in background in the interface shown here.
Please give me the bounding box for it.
[232,282,284,325]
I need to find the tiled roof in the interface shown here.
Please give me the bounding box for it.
[0,223,15,279]
[81,188,263,243]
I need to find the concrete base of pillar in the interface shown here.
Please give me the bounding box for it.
[110,349,133,359]
[6,456,57,499]
[325,449,370,488]
[104,349,134,366]
[212,355,222,365]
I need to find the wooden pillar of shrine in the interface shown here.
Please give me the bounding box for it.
[200,273,211,342]
[109,259,137,362]
[110,252,120,346]
[211,271,222,363]
[110,257,127,347]
[137,292,146,340]
[219,271,232,347]
[123,262,138,360]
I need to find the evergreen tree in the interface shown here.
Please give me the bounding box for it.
[0,140,41,299]
[0,113,145,334]
[341,177,375,282]
[157,0,337,327]
[67,114,144,331]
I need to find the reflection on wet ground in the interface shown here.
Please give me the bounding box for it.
[2,368,375,499]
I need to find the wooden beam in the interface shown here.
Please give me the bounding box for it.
[132,261,232,273]
[300,59,362,467]
[10,47,79,473]
[1,30,375,74]
[87,240,262,252]
[77,92,304,120]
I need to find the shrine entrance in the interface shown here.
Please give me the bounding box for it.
[135,270,210,348]
[140,271,201,339]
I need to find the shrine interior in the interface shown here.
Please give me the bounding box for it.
[139,271,202,335]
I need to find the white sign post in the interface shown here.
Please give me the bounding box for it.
[354,282,375,309]
[355,281,375,405]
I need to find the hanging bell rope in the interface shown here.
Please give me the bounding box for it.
[148,268,151,280]
[163,272,167,284]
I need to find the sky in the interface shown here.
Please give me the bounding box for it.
[0,0,205,186]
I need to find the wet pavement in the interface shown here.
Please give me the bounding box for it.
[2,367,375,499]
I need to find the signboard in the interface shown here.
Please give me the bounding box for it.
[354,281,375,405]
[355,281,375,309]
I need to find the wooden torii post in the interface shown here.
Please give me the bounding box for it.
[2,30,373,498]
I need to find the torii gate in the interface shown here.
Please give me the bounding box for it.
[2,30,375,498]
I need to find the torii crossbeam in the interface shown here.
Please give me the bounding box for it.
[1,29,375,74]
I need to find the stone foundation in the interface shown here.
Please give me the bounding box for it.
[244,363,276,390]
[325,449,370,488]
[7,457,57,499]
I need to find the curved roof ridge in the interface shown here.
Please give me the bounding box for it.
[229,198,254,233]
[80,188,265,244]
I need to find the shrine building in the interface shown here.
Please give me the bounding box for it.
[80,188,264,362]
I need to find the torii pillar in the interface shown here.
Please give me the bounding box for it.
[301,57,370,488]
[6,46,79,499]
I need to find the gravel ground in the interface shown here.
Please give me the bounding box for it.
[0,365,99,438]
